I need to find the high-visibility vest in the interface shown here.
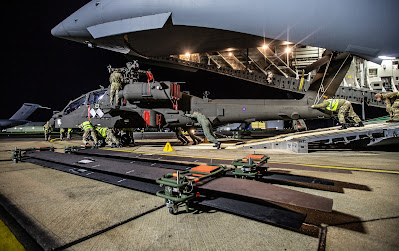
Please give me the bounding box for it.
[96,127,108,138]
[81,121,94,130]
[325,99,339,111]
[68,128,72,132]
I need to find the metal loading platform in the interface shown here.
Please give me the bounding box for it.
[17,149,344,238]
[239,120,399,153]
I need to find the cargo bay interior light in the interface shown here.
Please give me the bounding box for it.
[378,56,396,60]
[185,52,190,57]
[262,44,268,50]
[285,47,292,53]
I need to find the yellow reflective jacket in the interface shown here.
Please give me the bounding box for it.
[81,121,94,131]
[325,99,339,111]
[96,127,108,138]
[313,99,345,111]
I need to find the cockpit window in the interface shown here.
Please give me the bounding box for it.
[87,89,107,105]
[64,95,86,115]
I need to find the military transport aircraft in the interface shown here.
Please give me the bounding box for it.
[0,103,50,130]
[51,0,398,63]
[49,0,397,136]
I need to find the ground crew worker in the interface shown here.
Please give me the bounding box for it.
[96,126,121,147]
[122,128,134,145]
[311,98,363,129]
[109,70,125,106]
[67,128,72,140]
[188,128,202,145]
[60,128,66,141]
[186,112,221,149]
[79,121,98,146]
[292,119,307,131]
[375,92,399,122]
[175,127,189,145]
[43,121,52,141]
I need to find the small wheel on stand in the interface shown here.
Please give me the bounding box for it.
[168,206,177,215]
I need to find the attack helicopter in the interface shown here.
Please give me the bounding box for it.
[50,53,352,143]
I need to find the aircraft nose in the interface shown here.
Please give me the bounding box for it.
[51,22,69,38]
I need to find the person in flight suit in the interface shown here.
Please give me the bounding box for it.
[109,70,125,106]
[186,112,221,149]
[375,91,399,122]
[311,98,363,129]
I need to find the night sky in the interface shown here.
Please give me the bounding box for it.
[1,1,123,119]
[2,1,298,122]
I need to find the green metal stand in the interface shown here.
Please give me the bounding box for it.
[11,146,55,163]
[156,164,226,214]
[231,154,269,179]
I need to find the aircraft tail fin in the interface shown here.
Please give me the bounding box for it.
[9,103,51,121]
[304,52,353,104]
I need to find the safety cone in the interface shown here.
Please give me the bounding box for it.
[163,142,175,152]
[203,138,210,143]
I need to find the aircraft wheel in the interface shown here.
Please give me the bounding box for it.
[120,134,131,146]
[168,206,177,215]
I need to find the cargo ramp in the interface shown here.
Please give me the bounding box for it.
[238,119,399,153]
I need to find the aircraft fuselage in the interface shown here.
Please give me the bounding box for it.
[51,81,329,130]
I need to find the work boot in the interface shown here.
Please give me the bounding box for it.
[213,142,221,149]
[340,123,349,130]
[355,122,364,127]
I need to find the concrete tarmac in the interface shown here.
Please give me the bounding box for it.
[0,136,398,250]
